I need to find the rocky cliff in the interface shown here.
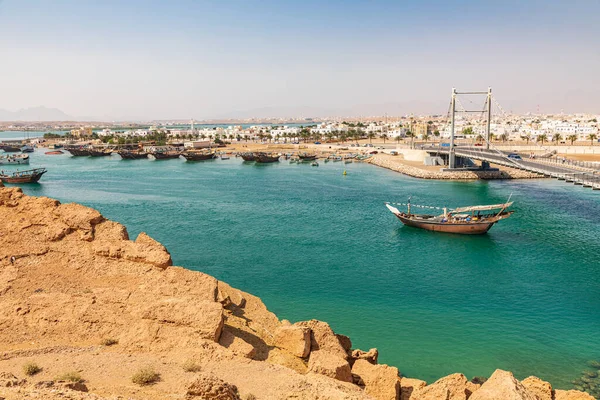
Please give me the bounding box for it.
[0,187,594,400]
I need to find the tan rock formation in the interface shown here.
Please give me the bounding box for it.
[553,390,596,400]
[186,374,241,399]
[352,348,379,365]
[399,377,427,400]
[296,319,349,360]
[469,369,536,400]
[521,376,552,400]
[352,359,400,400]
[411,373,473,400]
[274,325,311,358]
[308,350,353,382]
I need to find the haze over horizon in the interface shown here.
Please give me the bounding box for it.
[1,0,599,121]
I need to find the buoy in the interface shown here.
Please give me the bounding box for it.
[343,170,347,175]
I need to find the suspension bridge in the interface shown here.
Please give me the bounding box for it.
[433,88,600,190]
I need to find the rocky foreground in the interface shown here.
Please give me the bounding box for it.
[0,187,593,400]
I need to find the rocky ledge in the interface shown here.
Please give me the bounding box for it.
[0,187,593,400]
[368,155,543,180]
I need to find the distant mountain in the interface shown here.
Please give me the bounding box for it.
[0,106,74,121]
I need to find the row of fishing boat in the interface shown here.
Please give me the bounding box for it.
[62,146,223,161]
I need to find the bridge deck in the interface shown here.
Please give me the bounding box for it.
[427,146,600,190]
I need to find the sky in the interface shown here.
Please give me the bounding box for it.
[0,0,599,120]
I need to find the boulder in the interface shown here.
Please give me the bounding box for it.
[308,350,353,382]
[296,319,348,359]
[553,390,595,400]
[219,330,256,359]
[352,359,400,400]
[56,381,89,392]
[274,325,311,358]
[337,333,352,355]
[521,376,552,400]
[141,298,224,341]
[0,372,24,387]
[352,348,379,365]
[469,369,537,400]
[186,374,241,399]
[400,377,427,400]
[129,232,173,268]
[411,373,472,400]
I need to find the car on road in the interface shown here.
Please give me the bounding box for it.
[314,142,321,144]
[507,153,522,160]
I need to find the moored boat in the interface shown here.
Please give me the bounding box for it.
[89,149,113,157]
[0,144,22,152]
[254,153,280,163]
[20,145,35,153]
[0,168,47,184]
[240,153,256,161]
[117,150,148,159]
[298,153,317,161]
[181,151,216,161]
[64,146,91,156]
[150,150,182,160]
[385,198,514,235]
[0,154,29,165]
[45,150,64,155]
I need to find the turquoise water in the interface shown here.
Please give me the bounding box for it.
[3,147,600,389]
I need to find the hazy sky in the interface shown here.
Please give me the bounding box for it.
[0,0,599,120]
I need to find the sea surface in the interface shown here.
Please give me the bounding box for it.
[3,144,600,389]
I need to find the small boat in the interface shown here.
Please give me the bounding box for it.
[20,145,35,153]
[385,197,514,235]
[48,144,63,149]
[64,146,91,156]
[0,144,22,152]
[0,168,47,184]
[117,150,148,159]
[344,159,353,164]
[254,153,280,163]
[150,151,182,160]
[45,150,64,155]
[298,153,317,161]
[0,154,29,165]
[311,161,319,167]
[181,151,216,161]
[220,155,230,160]
[240,153,256,162]
[88,149,113,157]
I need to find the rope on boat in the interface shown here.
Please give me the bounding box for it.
[386,202,443,210]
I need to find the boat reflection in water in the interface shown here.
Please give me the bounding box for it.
[386,196,514,235]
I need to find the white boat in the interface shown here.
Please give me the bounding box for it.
[21,145,35,153]
[0,154,30,165]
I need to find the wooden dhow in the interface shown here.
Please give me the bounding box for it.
[0,168,47,184]
[386,197,514,235]
[117,149,149,159]
[0,154,29,165]
[254,153,280,163]
[181,151,216,161]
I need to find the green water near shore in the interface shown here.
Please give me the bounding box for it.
[5,148,600,389]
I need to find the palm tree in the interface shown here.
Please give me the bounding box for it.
[552,133,562,144]
[476,134,484,143]
[381,133,388,144]
[367,132,376,143]
[537,134,548,144]
[422,132,430,143]
[406,130,415,149]
[588,133,598,145]
[500,133,508,143]
[520,134,531,144]
[395,135,402,144]
[567,135,577,145]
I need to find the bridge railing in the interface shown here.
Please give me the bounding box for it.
[533,156,600,172]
